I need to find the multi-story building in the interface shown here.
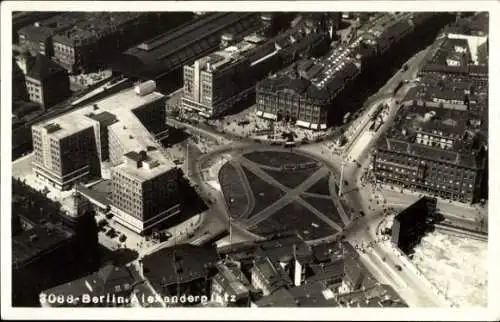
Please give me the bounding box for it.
[52,13,191,74]
[211,262,251,307]
[373,105,487,203]
[391,197,437,255]
[32,119,99,191]
[12,179,99,307]
[40,264,136,307]
[141,244,219,304]
[250,256,293,296]
[256,12,444,129]
[31,85,181,233]
[117,13,267,81]
[110,151,181,234]
[181,26,330,117]
[17,12,86,57]
[256,45,362,129]
[12,57,29,103]
[25,54,71,109]
[12,12,60,43]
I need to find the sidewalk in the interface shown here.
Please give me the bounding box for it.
[380,184,485,216]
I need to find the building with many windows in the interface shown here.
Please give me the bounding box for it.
[52,13,191,74]
[373,105,487,203]
[32,119,100,191]
[256,44,362,129]
[181,26,330,117]
[12,179,100,307]
[110,151,181,234]
[255,12,445,129]
[31,85,181,233]
[25,54,71,109]
[17,12,87,57]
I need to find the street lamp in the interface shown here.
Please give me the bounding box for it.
[339,150,347,197]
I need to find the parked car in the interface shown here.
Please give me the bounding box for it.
[395,264,403,271]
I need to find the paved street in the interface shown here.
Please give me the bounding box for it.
[382,188,485,219]
[12,152,32,179]
[297,43,459,308]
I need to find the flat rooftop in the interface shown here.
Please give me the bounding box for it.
[193,34,267,73]
[33,86,176,175]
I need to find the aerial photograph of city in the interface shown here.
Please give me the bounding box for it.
[2,3,493,317]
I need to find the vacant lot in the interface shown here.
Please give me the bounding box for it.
[412,231,487,307]
[251,202,338,241]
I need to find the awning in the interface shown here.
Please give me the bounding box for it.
[296,120,310,128]
[198,112,212,118]
[320,124,327,130]
[263,112,277,120]
[256,111,263,117]
[311,124,318,130]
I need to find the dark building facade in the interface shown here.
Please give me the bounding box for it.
[256,44,361,129]
[13,12,60,43]
[40,264,136,307]
[211,261,252,307]
[391,197,437,255]
[51,12,193,74]
[256,12,451,129]
[12,179,99,307]
[181,26,330,118]
[373,105,487,204]
[377,23,488,204]
[255,13,438,129]
[25,54,71,109]
[116,13,267,83]
[12,57,29,104]
[17,12,87,57]
[141,244,219,306]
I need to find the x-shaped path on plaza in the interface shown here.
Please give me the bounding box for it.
[231,155,346,233]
